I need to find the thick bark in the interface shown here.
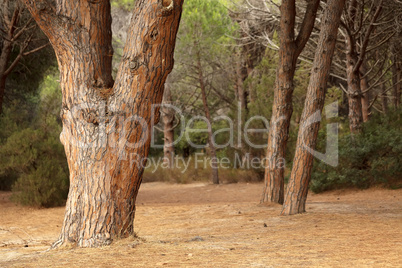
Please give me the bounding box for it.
[261,0,320,204]
[197,49,219,184]
[162,77,175,168]
[281,0,345,215]
[24,0,183,247]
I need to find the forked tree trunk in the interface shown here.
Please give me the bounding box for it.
[24,0,183,247]
[261,0,320,204]
[344,0,383,133]
[162,78,175,168]
[196,48,219,184]
[281,0,345,215]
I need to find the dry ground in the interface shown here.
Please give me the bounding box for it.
[0,182,401,267]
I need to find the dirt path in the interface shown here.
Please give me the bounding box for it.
[1,182,401,267]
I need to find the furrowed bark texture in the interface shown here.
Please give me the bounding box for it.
[261,0,319,204]
[24,0,183,247]
[281,0,345,215]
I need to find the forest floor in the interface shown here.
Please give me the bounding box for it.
[0,182,401,267]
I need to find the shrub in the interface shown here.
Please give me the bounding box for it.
[311,110,402,193]
[0,68,69,207]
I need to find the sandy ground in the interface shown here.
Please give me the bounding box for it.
[0,182,401,267]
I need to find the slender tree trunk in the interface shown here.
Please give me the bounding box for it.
[261,0,320,204]
[360,64,370,122]
[281,0,345,215]
[346,51,363,133]
[196,48,219,184]
[162,77,175,168]
[0,41,12,114]
[25,0,183,247]
[381,83,388,114]
[0,11,16,114]
[392,56,400,109]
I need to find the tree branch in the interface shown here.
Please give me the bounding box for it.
[294,0,320,57]
[354,0,383,72]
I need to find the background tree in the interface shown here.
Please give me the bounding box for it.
[0,0,48,114]
[341,0,384,133]
[24,0,183,248]
[282,0,345,215]
[169,0,236,184]
[260,0,320,205]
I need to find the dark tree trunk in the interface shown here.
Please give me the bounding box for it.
[0,2,20,114]
[281,0,345,215]
[360,64,370,122]
[392,56,400,109]
[0,40,12,114]
[381,83,389,114]
[24,0,183,247]
[261,0,320,204]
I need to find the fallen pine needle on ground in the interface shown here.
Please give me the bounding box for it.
[0,182,401,267]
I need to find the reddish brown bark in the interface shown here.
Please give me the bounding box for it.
[24,0,183,247]
[281,0,345,215]
[261,0,320,204]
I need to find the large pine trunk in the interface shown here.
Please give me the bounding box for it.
[24,0,183,247]
[281,0,345,215]
[261,0,320,204]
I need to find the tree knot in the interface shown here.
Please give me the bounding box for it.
[159,0,174,16]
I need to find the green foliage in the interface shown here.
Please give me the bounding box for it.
[111,0,135,10]
[0,68,69,207]
[311,110,402,193]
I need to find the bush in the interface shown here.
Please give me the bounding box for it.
[0,68,69,207]
[311,110,402,193]
[0,123,69,207]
